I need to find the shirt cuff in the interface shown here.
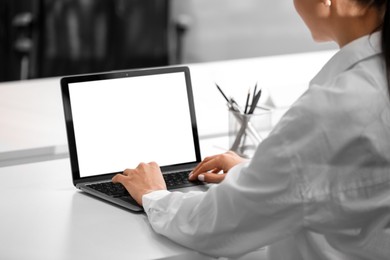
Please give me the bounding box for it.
[142,190,171,212]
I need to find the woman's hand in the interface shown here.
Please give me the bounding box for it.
[112,162,167,206]
[189,151,246,183]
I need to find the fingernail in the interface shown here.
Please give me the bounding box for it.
[188,173,193,179]
[198,174,205,182]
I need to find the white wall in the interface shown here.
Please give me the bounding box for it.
[172,0,337,63]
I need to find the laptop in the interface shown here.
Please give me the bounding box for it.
[61,66,207,212]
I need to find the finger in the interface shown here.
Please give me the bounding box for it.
[189,159,220,180]
[112,173,127,184]
[195,155,222,172]
[189,168,221,181]
[210,168,222,174]
[198,173,226,183]
[148,161,159,168]
[136,162,147,170]
[190,155,219,174]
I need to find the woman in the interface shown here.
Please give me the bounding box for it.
[113,0,390,259]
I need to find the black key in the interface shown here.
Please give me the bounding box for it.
[163,170,202,189]
[87,169,202,197]
[87,182,129,197]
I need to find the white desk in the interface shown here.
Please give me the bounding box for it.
[0,50,336,166]
[0,50,337,259]
[0,159,198,260]
[0,158,270,260]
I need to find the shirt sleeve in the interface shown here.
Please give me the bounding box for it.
[142,118,308,258]
[142,80,390,259]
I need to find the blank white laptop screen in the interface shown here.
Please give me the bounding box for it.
[68,72,196,178]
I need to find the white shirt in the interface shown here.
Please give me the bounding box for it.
[143,32,390,260]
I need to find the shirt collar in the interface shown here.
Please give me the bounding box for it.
[310,31,382,86]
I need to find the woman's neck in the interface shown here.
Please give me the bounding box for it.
[332,6,383,47]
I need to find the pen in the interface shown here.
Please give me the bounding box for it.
[252,83,257,108]
[244,88,250,114]
[248,89,262,114]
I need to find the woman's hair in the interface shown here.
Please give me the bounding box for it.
[364,0,390,95]
[357,0,390,94]
[383,1,390,93]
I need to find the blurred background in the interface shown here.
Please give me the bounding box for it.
[0,0,336,82]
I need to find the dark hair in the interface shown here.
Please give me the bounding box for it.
[383,1,390,94]
[356,0,390,95]
[369,0,390,95]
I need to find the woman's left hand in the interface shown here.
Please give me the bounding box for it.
[189,151,246,183]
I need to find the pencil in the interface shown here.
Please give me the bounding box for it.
[215,83,230,103]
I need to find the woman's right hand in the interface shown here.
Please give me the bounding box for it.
[188,151,246,183]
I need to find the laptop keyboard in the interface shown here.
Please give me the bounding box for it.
[163,170,202,188]
[88,181,129,197]
[86,170,202,201]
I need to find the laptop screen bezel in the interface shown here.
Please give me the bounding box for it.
[60,66,202,185]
